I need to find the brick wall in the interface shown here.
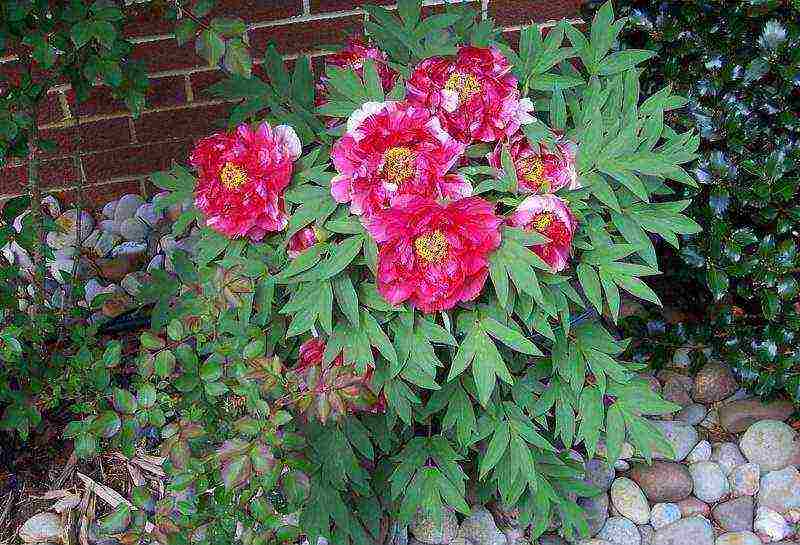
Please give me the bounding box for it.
[0,0,583,206]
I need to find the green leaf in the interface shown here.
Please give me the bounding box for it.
[198,29,225,68]
[71,21,94,48]
[332,274,359,327]
[597,50,655,75]
[577,263,603,313]
[479,422,510,479]
[605,404,624,465]
[224,38,252,78]
[482,317,543,356]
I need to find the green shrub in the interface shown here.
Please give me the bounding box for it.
[601,0,800,399]
[2,2,702,543]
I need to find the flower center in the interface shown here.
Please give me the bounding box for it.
[220,162,249,189]
[55,216,74,231]
[444,72,481,105]
[518,156,549,191]
[414,230,448,264]
[382,147,416,184]
[531,212,555,232]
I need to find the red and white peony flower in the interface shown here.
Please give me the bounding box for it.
[191,122,301,240]
[330,101,469,217]
[363,196,502,313]
[405,45,534,143]
[294,338,384,423]
[488,132,579,193]
[507,194,577,272]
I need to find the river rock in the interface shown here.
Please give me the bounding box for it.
[597,517,640,545]
[120,217,148,241]
[712,497,754,532]
[579,493,609,537]
[539,535,568,545]
[712,443,747,476]
[652,517,713,545]
[610,478,650,524]
[715,532,763,545]
[740,420,799,472]
[639,524,654,545]
[689,461,730,503]
[576,541,613,545]
[729,463,760,498]
[650,421,699,462]
[678,498,710,518]
[692,362,738,403]
[409,508,457,544]
[114,194,144,223]
[630,462,693,502]
[687,441,712,463]
[456,507,504,545]
[662,376,693,407]
[46,209,95,249]
[676,404,708,426]
[19,512,63,542]
[102,200,117,219]
[135,203,163,228]
[650,503,681,530]
[88,230,120,258]
[754,507,790,542]
[111,241,148,257]
[758,466,800,512]
[718,400,794,434]
[584,459,615,492]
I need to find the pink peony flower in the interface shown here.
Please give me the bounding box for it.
[507,194,578,272]
[325,37,397,92]
[363,196,502,313]
[330,101,469,217]
[287,226,319,258]
[191,122,301,240]
[406,45,534,143]
[488,132,579,193]
[316,37,398,116]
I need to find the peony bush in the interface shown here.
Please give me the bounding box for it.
[64,2,703,543]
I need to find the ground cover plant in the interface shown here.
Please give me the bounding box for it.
[1,1,703,543]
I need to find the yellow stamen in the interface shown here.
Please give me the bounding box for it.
[532,212,554,232]
[382,147,416,184]
[55,216,74,231]
[220,162,249,189]
[444,72,481,105]
[518,156,549,191]
[414,230,448,264]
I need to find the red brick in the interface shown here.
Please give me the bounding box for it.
[38,93,67,125]
[0,164,26,196]
[55,179,146,207]
[489,0,583,27]
[250,15,363,56]
[422,1,480,17]
[39,118,132,158]
[82,140,193,183]
[67,86,127,118]
[131,37,203,74]
[124,1,302,39]
[310,0,392,13]
[134,103,230,143]
[146,75,187,109]
[190,70,227,101]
